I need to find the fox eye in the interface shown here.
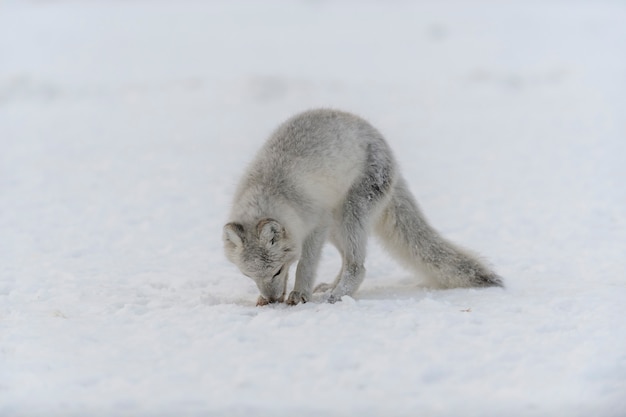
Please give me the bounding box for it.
[272,267,283,279]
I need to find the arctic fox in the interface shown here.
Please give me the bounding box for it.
[223,109,502,306]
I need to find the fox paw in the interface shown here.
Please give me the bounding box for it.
[327,291,354,304]
[286,291,309,305]
[327,294,339,304]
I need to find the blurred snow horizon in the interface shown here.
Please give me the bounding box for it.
[1,1,625,416]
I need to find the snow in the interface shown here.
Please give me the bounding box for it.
[1,1,625,416]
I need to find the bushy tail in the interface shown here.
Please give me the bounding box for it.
[375,178,503,288]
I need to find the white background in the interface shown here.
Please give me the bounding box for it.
[1,1,625,416]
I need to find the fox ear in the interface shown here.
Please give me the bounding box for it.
[257,218,284,246]
[223,222,245,250]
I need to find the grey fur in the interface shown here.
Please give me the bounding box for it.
[223,109,502,305]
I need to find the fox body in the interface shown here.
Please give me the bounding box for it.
[223,109,502,305]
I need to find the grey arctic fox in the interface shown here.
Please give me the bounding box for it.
[223,109,502,306]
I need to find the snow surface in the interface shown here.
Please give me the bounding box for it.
[1,1,625,416]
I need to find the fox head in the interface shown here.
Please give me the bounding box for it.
[223,218,299,305]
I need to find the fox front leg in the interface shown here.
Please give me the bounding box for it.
[286,227,326,305]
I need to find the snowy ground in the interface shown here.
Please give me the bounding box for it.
[1,1,625,416]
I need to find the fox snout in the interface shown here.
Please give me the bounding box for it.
[255,277,288,306]
[256,293,285,306]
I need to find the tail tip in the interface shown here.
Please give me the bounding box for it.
[482,273,504,288]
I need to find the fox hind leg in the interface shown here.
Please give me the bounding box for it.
[328,162,394,302]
